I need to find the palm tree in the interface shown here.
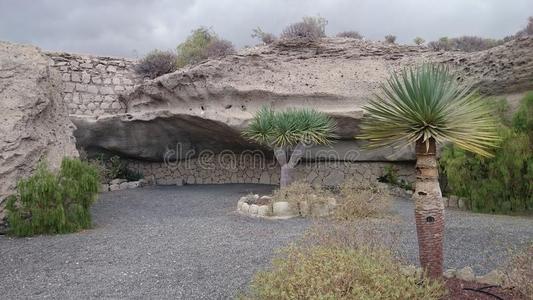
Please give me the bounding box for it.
[358,64,500,278]
[244,107,336,188]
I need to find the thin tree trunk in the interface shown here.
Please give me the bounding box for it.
[276,143,306,188]
[413,138,444,279]
[280,164,295,188]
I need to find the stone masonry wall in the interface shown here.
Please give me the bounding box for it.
[45,52,141,115]
[125,156,415,187]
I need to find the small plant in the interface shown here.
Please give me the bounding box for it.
[280,16,327,40]
[515,16,533,37]
[248,245,444,300]
[336,31,363,39]
[6,158,100,237]
[334,182,391,220]
[176,27,235,68]
[428,36,503,52]
[205,38,235,58]
[271,181,334,216]
[135,49,178,79]
[243,107,335,188]
[88,155,143,183]
[384,34,396,44]
[502,244,533,298]
[413,36,425,45]
[251,27,276,44]
[377,165,413,191]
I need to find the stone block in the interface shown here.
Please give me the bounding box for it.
[110,178,127,185]
[257,205,270,216]
[119,182,129,190]
[82,72,91,84]
[241,203,250,213]
[443,268,457,279]
[100,86,115,95]
[109,184,120,191]
[127,181,140,189]
[71,72,81,82]
[456,267,475,282]
[249,204,259,215]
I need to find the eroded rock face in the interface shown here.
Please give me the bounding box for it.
[0,42,78,204]
[76,37,532,163]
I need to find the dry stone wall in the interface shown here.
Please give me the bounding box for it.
[45,52,141,115]
[125,157,415,187]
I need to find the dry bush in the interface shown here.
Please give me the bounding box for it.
[384,34,397,44]
[271,181,333,216]
[135,49,178,79]
[336,31,363,39]
[516,16,533,37]
[280,16,327,40]
[333,181,392,220]
[503,244,533,298]
[205,38,236,58]
[248,220,443,300]
[251,27,277,44]
[428,36,503,52]
[414,36,425,45]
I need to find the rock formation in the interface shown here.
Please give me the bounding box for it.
[0,42,78,223]
[74,37,533,162]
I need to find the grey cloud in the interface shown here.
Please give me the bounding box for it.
[0,0,531,58]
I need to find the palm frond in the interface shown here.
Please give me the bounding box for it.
[243,106,336,148]
[358,64,500,157]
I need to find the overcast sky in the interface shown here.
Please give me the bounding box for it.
[0,0,531,58]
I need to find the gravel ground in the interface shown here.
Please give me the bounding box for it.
[0,184,532,299]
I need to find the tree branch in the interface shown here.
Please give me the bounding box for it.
[287,143,307,168]
[274,147,287,166]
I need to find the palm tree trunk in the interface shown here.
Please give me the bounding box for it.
[413,138,444,279]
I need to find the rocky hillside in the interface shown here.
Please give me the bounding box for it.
[0,42,79,226]
[74,36,533,162]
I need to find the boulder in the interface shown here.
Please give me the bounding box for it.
[476,269,504,285]
[456,266,476,282]
[0,41,78,227]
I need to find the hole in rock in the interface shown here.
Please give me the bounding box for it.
[200,105,205,111]
[418,191,427,196]
[426,216,435,223]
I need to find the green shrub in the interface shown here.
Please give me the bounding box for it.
[248,245,444,300]
[176,27,235,68]
[135,49,178,79]
[439,93,533,213]
[6,158,100,236]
